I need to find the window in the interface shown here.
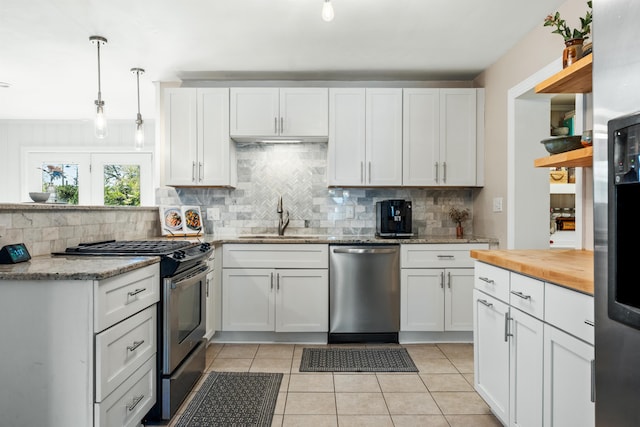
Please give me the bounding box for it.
[24,150,153,206]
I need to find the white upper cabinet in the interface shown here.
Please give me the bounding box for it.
[403,88,479,186]
[230,87,328,139]
[328,88,403,186]
[164,87,235,187]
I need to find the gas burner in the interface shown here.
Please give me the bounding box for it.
[67,240,193,255]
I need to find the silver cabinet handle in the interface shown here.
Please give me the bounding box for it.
[585,319,595,327]
[192,161,196,182]
[443,161,447,183]
[447,271,451,289]
[280,117,284,134]
[504,312,513,342]
[435,162,439,183]
[199,162,203,181]
[206,277,210,298]
[368,161,372,183]
[128,288,146,297]
[437,255,455,260]
[478,276,495,284]
[274,117,278,133]
[270,272,274,290]
[127,340,145,352]
[591,359,595,402]
[440,271,444,289]
[510,291,531,300]
[478,299,493,308]
[360,162,364,183]
[277,273,280,291]
[127,394,144,411]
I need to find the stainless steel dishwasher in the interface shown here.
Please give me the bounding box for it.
[329,244,400,343]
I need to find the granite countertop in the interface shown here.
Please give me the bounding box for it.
[198,234,498,245]
[471,249,594,295]
[0,255,160,281]
[0,203,158,212]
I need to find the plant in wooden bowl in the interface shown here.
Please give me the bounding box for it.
[449,207,470,239]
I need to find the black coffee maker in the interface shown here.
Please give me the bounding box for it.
[376,200,413,237]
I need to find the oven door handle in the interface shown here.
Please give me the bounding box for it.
[170,265,210,289]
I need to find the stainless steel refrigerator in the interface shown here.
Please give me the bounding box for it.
[594,0,640,425]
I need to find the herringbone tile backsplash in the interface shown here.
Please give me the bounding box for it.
[172,142,474,237]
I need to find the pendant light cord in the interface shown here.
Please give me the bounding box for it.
[96,40,102,103]
[136,70,140,115]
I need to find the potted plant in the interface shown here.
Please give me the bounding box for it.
[544,1,592,68]
[449,207,470,239]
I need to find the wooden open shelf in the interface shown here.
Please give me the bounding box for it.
[535,54,593,94]
[534,146,593,168]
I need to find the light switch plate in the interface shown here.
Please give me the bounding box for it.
[493,197,503,213]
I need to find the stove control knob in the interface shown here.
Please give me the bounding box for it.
[199,243,210,252]
[173,250,185,259]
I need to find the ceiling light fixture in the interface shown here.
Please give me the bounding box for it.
[89,35,108,139]
[322,0,335,22]
[131,67,145,151]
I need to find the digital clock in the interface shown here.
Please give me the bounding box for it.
[0,243,31,264]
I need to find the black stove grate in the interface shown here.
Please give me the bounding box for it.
[67,240,193,255]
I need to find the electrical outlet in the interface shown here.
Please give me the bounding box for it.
[493,197,503,213]
[345,205,355,219]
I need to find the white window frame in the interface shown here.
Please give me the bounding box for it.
[22,148,154,206]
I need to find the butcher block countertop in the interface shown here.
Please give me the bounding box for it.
[470,249,594,295]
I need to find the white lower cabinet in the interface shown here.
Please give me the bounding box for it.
[543,324,595,427]
[221,244,329,333]
[0,263,159,427]
[400,244,488,333]
[473,290,510,424]
[473,261,594,427]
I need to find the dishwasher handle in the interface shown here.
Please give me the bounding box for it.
[332,248,397,255]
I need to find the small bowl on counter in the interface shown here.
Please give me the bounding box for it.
[541,135,583,154]
[29,192,51,203]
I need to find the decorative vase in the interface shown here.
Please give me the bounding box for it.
[46,183,57,203]
[456,225,464,239]
[563,38,584,68]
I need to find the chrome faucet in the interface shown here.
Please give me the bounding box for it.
[277,196,290,236]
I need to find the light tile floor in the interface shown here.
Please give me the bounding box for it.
[167,343,502,427]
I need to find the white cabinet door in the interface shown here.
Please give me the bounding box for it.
[230,88,279,137]
[222,269,275,331]
[275,269,328,332]
[400,268,444,331]
[403,88,440,186]
[328,88,366,186]
[280,88,328,137]
[164,88,197,186]
[440,89,477,186]
[474,290,510,425]
[164,88,232,186]
[543,324,594,427]
[445,268,474,331]
[366,88,403,186]
[198,88,232,186]
[510,308,543,427]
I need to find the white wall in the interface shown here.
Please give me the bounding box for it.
[0,119,155,203]
[473,0,589,248]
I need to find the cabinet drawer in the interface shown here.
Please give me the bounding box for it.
[545,283,594,345]
[95,264,160,332]
[223,244,328,269]
[401,244,489,268]
[510,273,545,320]
[95,355,156,427]
[474,262,510,303]
[95,306,157,402]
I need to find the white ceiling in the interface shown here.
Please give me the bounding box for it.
[1,0,565,120]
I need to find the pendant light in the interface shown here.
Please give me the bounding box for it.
[131,67,145,150]
[89,36,108,139]
[322,0,335,22]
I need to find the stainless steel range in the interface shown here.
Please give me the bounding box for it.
[61,239,213,422]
